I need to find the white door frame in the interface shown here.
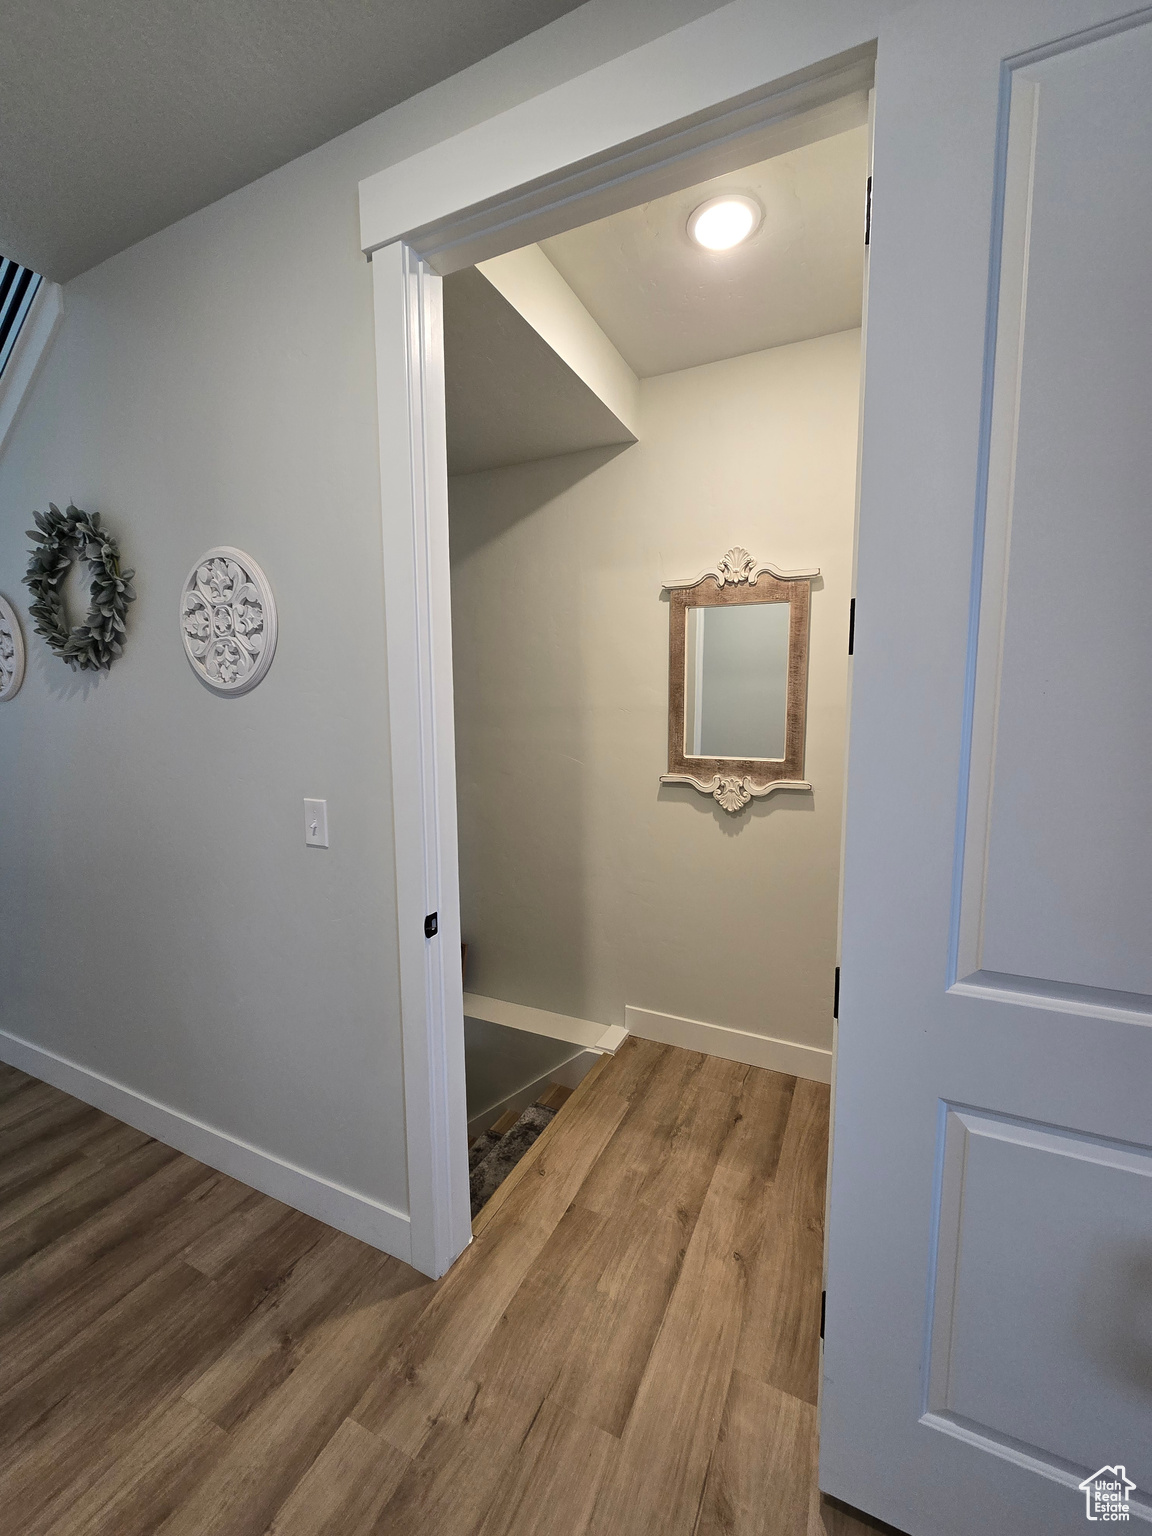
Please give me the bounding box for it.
[371,240,471,1279]
[362,20,879,1280]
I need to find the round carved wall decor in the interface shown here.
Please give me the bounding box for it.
[0,594,26,701]
[181,547,277,696]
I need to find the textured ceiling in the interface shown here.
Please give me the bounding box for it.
[541,126,870,377]
[0,0,588,281]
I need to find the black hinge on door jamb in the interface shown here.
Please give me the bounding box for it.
[833,966,840,1020]
[424,912,439,938]
[848,598,855,656]
[820,1289,827,1341]
[864,175,872,246]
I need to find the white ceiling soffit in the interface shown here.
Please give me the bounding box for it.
[0,0,597,282]
[443,267,635,477]
[477,244,639,436]
[539,124,870,378]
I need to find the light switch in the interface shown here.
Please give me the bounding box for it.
[304,799,329,848]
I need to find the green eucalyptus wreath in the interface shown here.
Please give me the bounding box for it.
[24,503,136,671]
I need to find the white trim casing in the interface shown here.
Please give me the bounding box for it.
[372,242,472,1278]
[359,42,874,270]
[463,992,627,1054]
[0,1027,412,1258]
[626,1004,832,1084]
[0,281,64,460]
[361,27,874,1282]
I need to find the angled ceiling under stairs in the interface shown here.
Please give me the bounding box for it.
[443,118,870,475]
[443,264,636,476]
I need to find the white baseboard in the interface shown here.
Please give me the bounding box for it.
[463,992,626,1053]
[625,1005,832,1084]
[0,1028,412,1264]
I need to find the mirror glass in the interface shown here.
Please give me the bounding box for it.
[684,600,790,759]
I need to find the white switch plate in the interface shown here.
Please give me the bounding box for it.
[304,799,329,848]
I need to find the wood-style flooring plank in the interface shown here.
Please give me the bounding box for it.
[0,1066,34,1106]
[369,1376,542,1536]
[182,1227,407,1433]
[0,1120,152,1235]
[0,1079,69,1130]
[808,1496,908,1536]
[350,1065,632,1457]
[181,1186,299,1277]
[0,1201,330,1531]
[463,1040,732,1438]
[545,1204,690,1437]
[583,1063,796,1536]
[573,1046,746,1221]
[0,1091,103,1158]
[536,1052,786,1439]
[589,1035,672,1102]
[26,1395,226,1536]
[0,1150,229,1330]
[0,1110,139,1208]
[0,1259,223,1529]
[0,1138,180,1282]
[696,1370,815,1536]
[0,1043,844,1536]
[463,1202,611,1413]
[0,1163,251,1384]
[265,1417,411,1536]
[474,1397,617,1536]
[157,1253,431,1536]
[462,1190,690,1442]
[736,1080,830,1405]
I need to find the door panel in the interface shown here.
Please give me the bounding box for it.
[824,4,1152,1532]
[963,22,1152,1002]
[926,1108,1152,1489]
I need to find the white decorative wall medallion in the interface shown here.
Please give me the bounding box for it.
[181,548,277,696]
[0,594,26,700]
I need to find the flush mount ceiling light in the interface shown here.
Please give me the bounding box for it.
[687,194,763,251]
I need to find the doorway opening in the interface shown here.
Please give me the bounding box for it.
[443,108,870,1219]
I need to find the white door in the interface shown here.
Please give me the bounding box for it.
[824,5,1152,1533]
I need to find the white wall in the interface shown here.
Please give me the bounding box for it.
[0,0,726,1244]
[449,328,860,1055]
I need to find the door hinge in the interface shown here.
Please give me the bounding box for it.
[848,598,855,656]
[820,1289,827,1341]
[424,912,439,938]
[864,174,872,247]
[833,965,840,1020]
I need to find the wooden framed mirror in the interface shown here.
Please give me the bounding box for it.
[661,547,819,812]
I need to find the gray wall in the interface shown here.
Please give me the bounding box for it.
[450,330,860,1055]
[0,0,723,1220]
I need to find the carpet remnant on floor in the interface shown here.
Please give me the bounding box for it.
[469,1103,556,1217]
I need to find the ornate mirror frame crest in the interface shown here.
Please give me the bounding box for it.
[660,547,819,813]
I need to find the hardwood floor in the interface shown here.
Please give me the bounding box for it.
[0,1040,900,1536]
